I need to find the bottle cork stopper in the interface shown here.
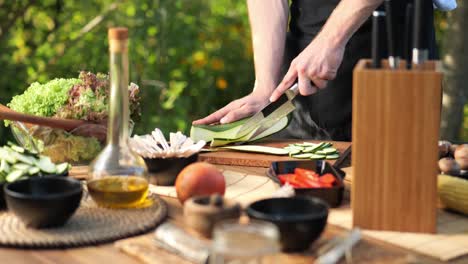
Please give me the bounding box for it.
[108,27,128,40]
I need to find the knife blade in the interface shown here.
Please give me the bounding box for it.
[234,83,298,138]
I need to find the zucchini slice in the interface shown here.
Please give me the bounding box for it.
[6,170,26,183]
[56,163,70,175]
[322,147,337,154]
[292,153,315,159]
[310,154,326,160]
[325,154,340,160]
[36,156,56,174]
[220,145,289,155]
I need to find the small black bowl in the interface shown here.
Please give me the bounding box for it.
[246,196,329,252]
[143,153,198,186]
[267,160,345,207]
[4,176,82,228]
[0,172,69,210]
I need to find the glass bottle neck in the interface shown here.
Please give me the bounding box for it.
[108,40,129,146]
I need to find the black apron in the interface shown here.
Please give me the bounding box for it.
[274,0,437,141]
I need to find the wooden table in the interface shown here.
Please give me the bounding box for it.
[0,165,467,264]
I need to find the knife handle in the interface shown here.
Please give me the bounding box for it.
[371,11,386,69]
[285,83,299,100]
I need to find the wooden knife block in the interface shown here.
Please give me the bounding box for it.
[351,60,442,233]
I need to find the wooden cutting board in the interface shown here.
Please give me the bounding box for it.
[199,140,351,168]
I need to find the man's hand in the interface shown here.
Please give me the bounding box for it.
[270,35,346,102]
[192,89,271,125]
[270,0,383,102]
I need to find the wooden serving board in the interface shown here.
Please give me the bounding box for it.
[199,140,351,168]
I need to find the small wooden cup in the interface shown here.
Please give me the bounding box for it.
[184,195,241,238]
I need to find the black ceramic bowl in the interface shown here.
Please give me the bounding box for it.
[4,176,82,228]
[143,153,198,186]
[267,160,346,207]
[246,196,329,252]
[0,172,69,210]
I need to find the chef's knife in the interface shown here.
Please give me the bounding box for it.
[404,3,414,69]
[384,0,399,69]
[234,83,298,138]
[371,11,386,69]
[412,0,429,67]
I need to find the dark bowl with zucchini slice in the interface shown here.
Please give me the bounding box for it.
[0,142,70,209]
[267,160,345,207]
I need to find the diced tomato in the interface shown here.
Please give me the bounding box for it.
[319,173,336,185]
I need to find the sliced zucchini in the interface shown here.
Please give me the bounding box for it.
[292,153,315,159]
[6,170,26,183]
[220,145,289,155]
[309,142,327,152]
[0,148,17,164]
[310,154,326,160]
[288,149,302,156]
[325,154,340,160]
[12,152,35,165]
[12,163,31,171]
[10,144,25,153]
[56,163,70,175]
[302,146,318,153]
[0,159,10,174]
[28,167,40,175]
[36,156,56,174]
[322,147,337,154]
[288,145,304,151]
[315,150,328,155]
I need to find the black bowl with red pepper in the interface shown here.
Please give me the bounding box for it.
[266,160,345,207]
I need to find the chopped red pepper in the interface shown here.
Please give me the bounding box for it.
[295,168,319,180]
[319,173,336,185]
[278,174,303,188]
[278,169,336,189]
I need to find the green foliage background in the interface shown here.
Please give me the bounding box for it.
[0,0,253,143]
[0,1,465,143]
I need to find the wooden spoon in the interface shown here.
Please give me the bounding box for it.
[0,103,88,131]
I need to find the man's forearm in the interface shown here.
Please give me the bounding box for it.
[247,0,289,94]
[318,0,384,49]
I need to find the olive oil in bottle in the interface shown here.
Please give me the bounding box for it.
[88,27,149,209]
[87,176,149,208]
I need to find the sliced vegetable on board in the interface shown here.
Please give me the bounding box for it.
[190,99,293,147]
[220,145,289,155]
[284,142,339,160]
[0,143,71,184]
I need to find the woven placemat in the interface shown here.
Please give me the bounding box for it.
[0,192,168,249]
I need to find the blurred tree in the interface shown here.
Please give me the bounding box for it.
[440,3,468,141]
[0,0,254,144]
